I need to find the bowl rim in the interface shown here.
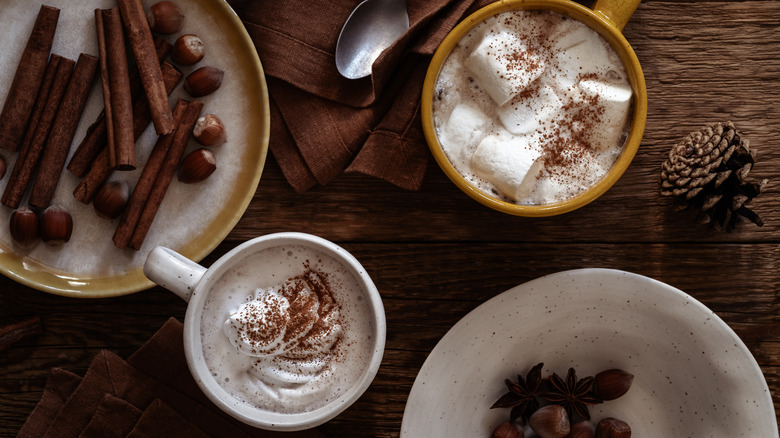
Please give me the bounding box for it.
[421,0,648,217]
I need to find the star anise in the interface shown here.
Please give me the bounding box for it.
[542,367,602,421]
[490,362,545,424]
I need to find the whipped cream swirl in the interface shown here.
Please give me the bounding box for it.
[223,269,343,388]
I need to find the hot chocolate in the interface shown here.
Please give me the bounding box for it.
[433,10,633,204]
[199,244,375,414]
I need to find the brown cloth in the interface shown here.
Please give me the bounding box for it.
[18,318,324,438]
[226,0,489,193]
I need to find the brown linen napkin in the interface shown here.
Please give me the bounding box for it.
[227,0,489,193]
[78,394,142,438]
[20,318,323,438]
[126,398,210,438]
[16,368,81,438]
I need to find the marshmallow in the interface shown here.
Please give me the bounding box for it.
[441,103,489,163]
[498,84,562,135]
[470,131,542,201]
[549,18,596,52]
[465,31,545,106]
[578,78,632,149]
[552,36,613,88]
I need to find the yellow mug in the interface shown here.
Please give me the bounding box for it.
[421,0,647,217]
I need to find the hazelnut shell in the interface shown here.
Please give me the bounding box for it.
[595,418,631,438]
[178,148,216,183]
[593,369,634,401]
[193,114,227,146]
[0,156,6,180]
[569,421,595,438]
[183,66,224,97]
[9,207,39,247]
[171,34,205,66]
[40,205,73,246]
[147,1,184,34]
[529,404,569,438]
[492,421,524,438]
[93,181,129,220]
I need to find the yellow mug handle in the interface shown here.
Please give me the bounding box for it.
[592,0,641,31]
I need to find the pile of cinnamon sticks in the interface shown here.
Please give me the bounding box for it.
[1,6,98,210]
[0,0,208,251]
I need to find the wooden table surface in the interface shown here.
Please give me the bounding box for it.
[1,1,779,436]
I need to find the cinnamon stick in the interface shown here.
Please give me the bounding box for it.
[104,8,135,169]
[113,100,187,249]
[128,100,203,250]
[29,54,98,208]
[73,62,183,204]
[1,56,74,209]
[0,5,60,151]
[1,54,62,207]
[95,8,115,169]
[73,148,112,204]
[67,37,172,178]
[0,317,42,352]
[117,0,175,135]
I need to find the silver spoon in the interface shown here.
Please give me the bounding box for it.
[335,0,409,80]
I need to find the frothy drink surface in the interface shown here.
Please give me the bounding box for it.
[433,10,632,204]
[199,244,374,414]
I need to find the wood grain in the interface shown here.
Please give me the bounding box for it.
[1,242,777,436]
[1,1,779,437]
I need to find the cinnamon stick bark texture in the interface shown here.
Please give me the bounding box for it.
[2,54,63,208]
[67,37,172,178]
[95,8,115,169]
[73,62,183,204]
[1,56,74,209]
[128,99,203,250]
[117,0,175,135]
[0,5,60,151]
[0,317,42,352]
[113,100,187,249]
[73,149,112,204]
[29,54,98,209]
[105,8,135,170]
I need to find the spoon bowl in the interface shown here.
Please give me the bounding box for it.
[335,0,409,79]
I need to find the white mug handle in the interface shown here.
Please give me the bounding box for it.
[144,246,207,302]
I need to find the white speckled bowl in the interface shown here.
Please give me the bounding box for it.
[401,269,778,437]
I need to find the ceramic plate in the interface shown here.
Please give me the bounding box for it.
[0,0,268,297]
[401,269,778,437]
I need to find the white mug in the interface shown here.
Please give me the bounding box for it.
[143,232,387,431]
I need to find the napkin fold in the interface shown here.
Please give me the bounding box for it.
[19,318,324,438]
[16,368,81,438]
[227,0,488,192]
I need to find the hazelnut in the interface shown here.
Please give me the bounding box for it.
[9,206,39,247]
[529,404,569,438]
[178,148,216,183]
[147,1,184,34]
[0,156,6,180]
[491,421,524,438]
[40,205,73,246]
[183,66,224,97]
[171,34,205,66]
[595,418,631,438]
[593,369,633,401]
[93,181,129,220]
[193,114,226,146]
[569,421,595,438]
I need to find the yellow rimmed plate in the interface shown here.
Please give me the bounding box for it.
[0,0,268,297]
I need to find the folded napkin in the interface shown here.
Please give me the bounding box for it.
[226,0,490,192]
[19,318,324,438]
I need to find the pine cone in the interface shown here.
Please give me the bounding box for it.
[659,121,768,230]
